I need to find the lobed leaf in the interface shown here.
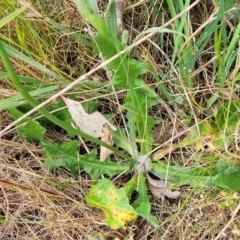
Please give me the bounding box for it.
[80,150,130,179]
[152,160,240,192]
[43,141,129,179]
[10,108,46,143]
[42,140,80,177]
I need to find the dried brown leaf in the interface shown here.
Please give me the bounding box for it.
[100,124,114,162]
[146,173,181,199]
[62,96,116,138]
[62,97,117,162]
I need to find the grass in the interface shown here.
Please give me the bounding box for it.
[1,0,240,239]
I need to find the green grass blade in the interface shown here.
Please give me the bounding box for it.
[76,0,110,35]
[0,5,28,28]
[224,21,240,64]
[0,84,67,110]
[105,1,117,36]
[0,41,63,81]
[48,19,92,47]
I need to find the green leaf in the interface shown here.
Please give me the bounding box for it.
[213,160,240,191]
[136,202,159,227]
[76,0,110,36]
[80,150,130,180]
[134,174,150,205]
[123,61,158,154]
[42,140,80,177]
[153,162,217,188]
[112,128,139,157]
[93,34,125,78]
[122,175,138,198]
[86,178,137,229]
[43,141,129,179]
[152,160,240,192]
[105,0,117,36]
[126,174,159,226]
[9,108,46,143]
[215,101,240,134]
[0,72,41,86]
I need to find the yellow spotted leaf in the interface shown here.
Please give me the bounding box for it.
[86,178,137,229]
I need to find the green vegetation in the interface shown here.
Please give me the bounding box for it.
[1,0,240,238]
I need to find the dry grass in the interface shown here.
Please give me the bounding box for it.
[1,0,240,239]
[1,125,240,239]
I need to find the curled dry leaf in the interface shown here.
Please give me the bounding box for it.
[146,173,181,199]
[62,96,117,162]
[100,124,114,162]
[62,96,116,137]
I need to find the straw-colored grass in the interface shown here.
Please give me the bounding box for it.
[1,0,240,239]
